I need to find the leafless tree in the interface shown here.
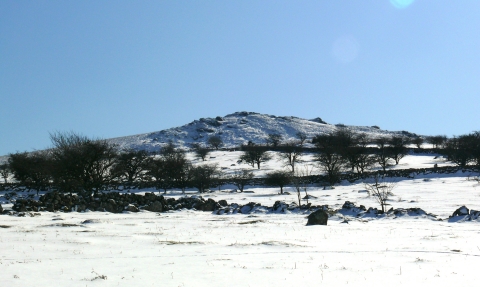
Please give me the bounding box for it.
[112,149,149,189]
[190,164,221,192]
[208,136,223,150]
[0,163,10,184]
[147,143,190,193]
[312,132,348,185]
[427,135,448,149]
[411,137,424,149]
[295,132,308,146]
[445,133,480,168]
[49,132,118,196]
[374,137,393,173]
[230,169,254,192]
[352,133,375,175]
[291,165,314,206]
[265,170,292,194]
[240,143,271,169]
[388,136,408,165]
[278,140,303,172]
[191,143,210,161]
[8,150,53,194]
[266,133,282,147]
[364,173,397,213]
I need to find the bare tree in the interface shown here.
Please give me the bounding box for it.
[266,133,282,147]
[145,156,170,193]
[190,164,220,193]
[295,132,308,146]
[0,163,10,184]
[112,149,149,189]
[207,136,223,150]
[278,140,303,172]
[292,165,314,206]
[374,137,393,173]
[353,133,375,175]
[174,161,193,194]
[148,143,190,193]
[49,132,119,196]
[364,173,397,213]
[240,143,271,169]
[8,150,53,194]
[411,137,424,149]
[312,132,348,185]
[301,164,315,204]
[230,169,254,192]
[444,134,478,168]
[388,136,408,165]
[191,143,210,161]
[427,135,447,149]
[265,170,292,194]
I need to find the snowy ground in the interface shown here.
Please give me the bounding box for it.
[2,152,480,286]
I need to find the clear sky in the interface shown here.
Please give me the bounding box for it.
[1,0,479,155]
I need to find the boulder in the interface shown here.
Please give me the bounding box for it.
[240,205,252,213]
[342,201,356,209]
[0,204,2,213]
[239,202,258,214]
[125,204,139,212]
[144,201,163,212]
[452,206,469,217]
[218,200,228,207]
[273,201,288,213]
[306,209,328,226]
[202,198,217,211]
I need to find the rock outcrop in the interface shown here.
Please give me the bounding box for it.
[306,209,328,226]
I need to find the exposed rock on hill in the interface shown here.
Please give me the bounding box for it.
[108,112,413,152]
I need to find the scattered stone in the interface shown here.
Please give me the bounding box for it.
[125,204,139,212]
[449,206,480,222]
[306,210,328,226]
[144,201,163,213]
[218,200,228,207]
[453,206,469,217]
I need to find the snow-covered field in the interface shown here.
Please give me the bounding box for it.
[2,151,480,286]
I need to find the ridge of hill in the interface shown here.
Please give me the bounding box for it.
[108,111,417,152]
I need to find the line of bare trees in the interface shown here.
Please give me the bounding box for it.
[5,132,224,195]
[3,130,479,196]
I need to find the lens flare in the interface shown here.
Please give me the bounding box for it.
[390,0,414,9]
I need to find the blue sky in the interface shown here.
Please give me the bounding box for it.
[1,0,479,155]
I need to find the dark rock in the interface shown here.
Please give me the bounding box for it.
[306,210,328,226]
[202,198,217,211]
[144,201,163,212]
[273,201,288,213]
[310,117,327,124]
[125,204,139,212]
[218,200,228,207]
[365,207,381,216]
[453,206,469,217]
[0,204,2,213]
[342,201,356,209]
[216,208,230,215]
[76,204,86,212]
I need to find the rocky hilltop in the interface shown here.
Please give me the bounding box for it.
[108,112,414,152]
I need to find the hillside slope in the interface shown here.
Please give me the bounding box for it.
[108,111,415,152]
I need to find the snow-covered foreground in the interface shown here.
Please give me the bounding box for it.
[2,208,480,286]
[2,152,480,286]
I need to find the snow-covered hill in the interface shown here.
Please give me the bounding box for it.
[108,111,416,152]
